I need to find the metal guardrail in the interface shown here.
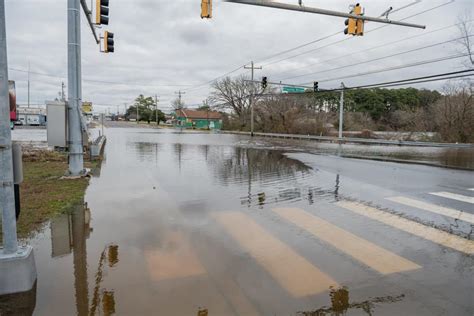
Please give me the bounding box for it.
[220,131,474,149]
[90,135,106,158]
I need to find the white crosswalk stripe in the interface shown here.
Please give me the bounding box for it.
[337,201,474,255]
[429,192,474,204]
[273,207,421,275]
[387,196,474,224]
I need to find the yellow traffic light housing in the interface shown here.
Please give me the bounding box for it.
[96,0,110,25]
[201,0,212,19]
[104,31,114,53]
[344,3,364,36]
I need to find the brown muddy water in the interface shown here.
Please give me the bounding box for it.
[2,127,473,315]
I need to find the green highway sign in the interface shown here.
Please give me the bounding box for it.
[282,86,306,93]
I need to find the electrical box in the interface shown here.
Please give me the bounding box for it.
[47,101,68,147]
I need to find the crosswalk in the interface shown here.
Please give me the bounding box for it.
[146,188,473,309]
[209,189,474,299]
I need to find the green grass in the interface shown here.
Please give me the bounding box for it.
[0,150,98,241]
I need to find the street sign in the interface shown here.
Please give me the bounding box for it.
[282,86,306,93]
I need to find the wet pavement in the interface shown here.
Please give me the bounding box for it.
[4,127,474,315]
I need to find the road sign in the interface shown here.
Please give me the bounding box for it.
[282,86,306,93]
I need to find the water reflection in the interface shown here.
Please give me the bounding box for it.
[131,141,344,208]
[50,204,119,316]
[298,287,405,316]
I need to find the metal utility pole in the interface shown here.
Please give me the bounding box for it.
[225,0,426,29]
[136,102,139,124]
[155,94,159,125]
[61,82,66,101]
[67,0,84,176]
[27,61,30,108]
[175,90,186,107]
[338,82,345,141]
[244,61,262,137]
[0,0,17,255]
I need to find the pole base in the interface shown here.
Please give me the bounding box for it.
[0,246,37,295]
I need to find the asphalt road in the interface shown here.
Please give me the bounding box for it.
[18,126,474,315]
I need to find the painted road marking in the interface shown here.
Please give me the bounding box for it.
[336,201,474,255]
[212,211,337,297]
[429,192,474,204]
[387,196,474,224]
[145,231,206,281]
[273,207,421,275]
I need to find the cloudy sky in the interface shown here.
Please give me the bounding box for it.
[4,0,473,113]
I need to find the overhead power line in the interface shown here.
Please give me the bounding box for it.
[301,53,470,84]
[276,20,473,81]
[259,0,455,67]
[336,69,474,90]
[282,35,473,81]
[183,64,247,93]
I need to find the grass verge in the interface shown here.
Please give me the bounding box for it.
[0,149,98,241]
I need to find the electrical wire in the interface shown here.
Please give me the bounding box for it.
[260,0,455,68]
[182,64,247,93]
[300,53,470,84]
[281,35,472,81]
[276,20,472,81]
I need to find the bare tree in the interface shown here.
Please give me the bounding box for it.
[433,81,473,143]
[457,14,474,67]
[209,75,258,129]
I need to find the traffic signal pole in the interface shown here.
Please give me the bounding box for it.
[0,0,36,296]
[0,0,17,255]
[67,0,85,176]
[224,0,426,30]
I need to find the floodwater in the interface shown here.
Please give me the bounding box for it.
[3,127,474,315]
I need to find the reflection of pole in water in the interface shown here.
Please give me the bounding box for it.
[247,149,252,208]
[90,244,119,316]
[308,189,314,205]
[337,143,343,157]
[335,174,340,200]
[72,205,89,316]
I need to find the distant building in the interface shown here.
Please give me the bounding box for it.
[174,109,223,130]
[17,107,47,126]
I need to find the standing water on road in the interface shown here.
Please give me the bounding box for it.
[9,127,474,315]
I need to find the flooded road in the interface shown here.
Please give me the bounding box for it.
[8,127,474,315]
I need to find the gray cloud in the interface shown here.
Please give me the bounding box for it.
[4,0,473,112]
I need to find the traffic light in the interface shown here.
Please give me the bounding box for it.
[104,31,114,53]
[96,0,110,25]
[344,3,364,36]
[262,77,268,90]
[201,0,212,19]
[313,81,319,92]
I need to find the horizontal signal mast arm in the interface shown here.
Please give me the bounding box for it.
[224,0,426,29]
[80,0,100,44]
